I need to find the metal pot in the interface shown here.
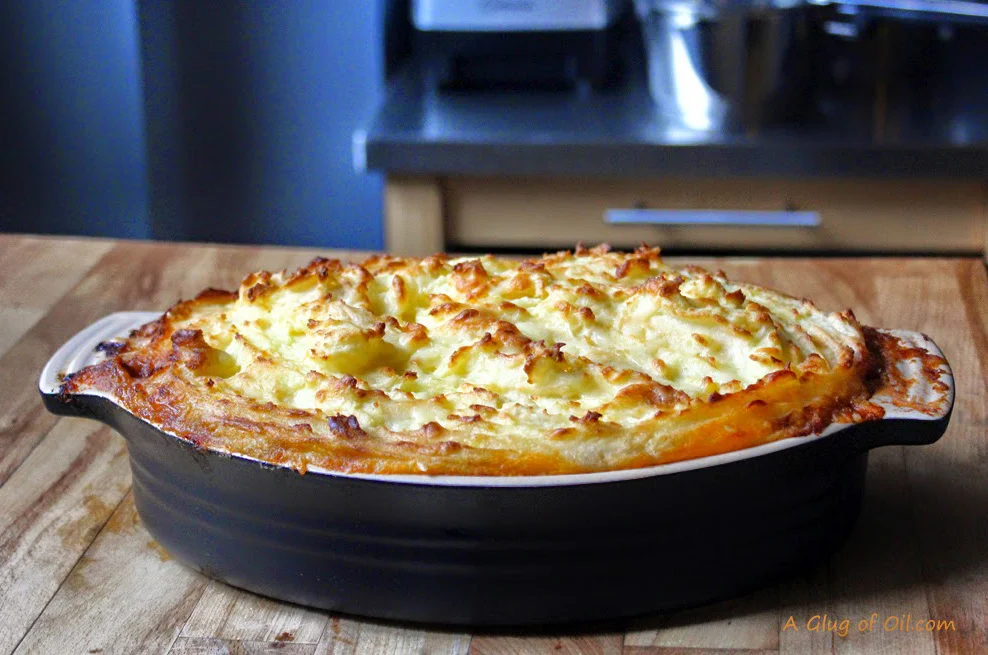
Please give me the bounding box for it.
[636,0,816,130]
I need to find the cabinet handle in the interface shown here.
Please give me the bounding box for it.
[605,209,821,228]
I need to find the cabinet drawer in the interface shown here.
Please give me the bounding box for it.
[445,176,986,252]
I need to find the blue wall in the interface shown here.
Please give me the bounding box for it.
[0,0,150,238]
[0,1,384,250]
[139,1,384,249]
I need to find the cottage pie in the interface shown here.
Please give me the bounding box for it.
[61,245,896,475]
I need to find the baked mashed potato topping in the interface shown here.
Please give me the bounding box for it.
[62,245,881,475]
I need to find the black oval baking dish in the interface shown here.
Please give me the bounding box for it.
[40,312,954,626]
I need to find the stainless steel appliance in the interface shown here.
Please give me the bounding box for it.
[413,0,628,31]
[411,0,630,89]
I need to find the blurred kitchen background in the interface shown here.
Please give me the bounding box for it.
[0,0,986,255]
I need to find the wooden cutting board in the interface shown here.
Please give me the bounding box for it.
[1,234,985,654]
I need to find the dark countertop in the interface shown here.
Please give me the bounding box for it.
[356,64,988,179]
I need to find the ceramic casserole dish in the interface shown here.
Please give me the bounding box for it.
[40,311,953,626]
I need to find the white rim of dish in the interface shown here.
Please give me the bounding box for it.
[40,312,954,488]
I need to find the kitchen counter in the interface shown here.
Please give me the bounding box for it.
[364,66,988,257]
[357,66,988,179]
[1,234,986,653]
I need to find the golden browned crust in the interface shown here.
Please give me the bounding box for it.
[61,245,909,476]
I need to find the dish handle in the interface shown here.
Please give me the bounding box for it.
[853,328,954,450]
[38,311,163,417]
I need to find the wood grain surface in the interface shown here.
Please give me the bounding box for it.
[0,235,985,655]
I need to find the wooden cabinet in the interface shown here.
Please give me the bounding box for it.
[384,175,988,257]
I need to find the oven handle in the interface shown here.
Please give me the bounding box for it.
[604,209,821,228]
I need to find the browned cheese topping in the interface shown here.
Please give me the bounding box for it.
[63,245,882,475]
